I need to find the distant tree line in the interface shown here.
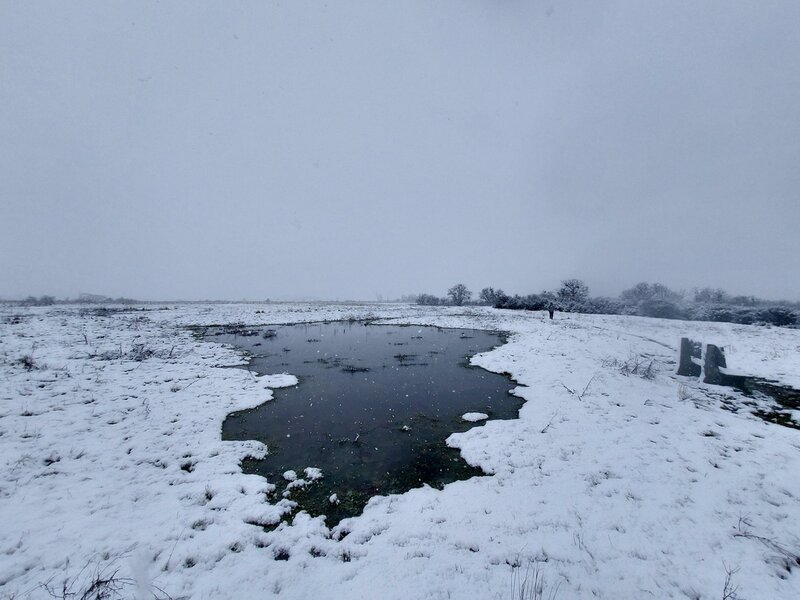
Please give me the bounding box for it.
[415,281,799,328]
[19,295,57,306]
[13,293,141,306]
[613,283,798,326]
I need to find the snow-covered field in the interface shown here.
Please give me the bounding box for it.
[1,303,799,599]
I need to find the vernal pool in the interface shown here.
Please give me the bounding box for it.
[209,322,522,524]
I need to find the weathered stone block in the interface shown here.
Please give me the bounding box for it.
[703,344,727,384]
[677,337,702,377]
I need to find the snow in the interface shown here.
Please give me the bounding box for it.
[1,303,799,599]
[462,412,489,422]
[304,467,323,481]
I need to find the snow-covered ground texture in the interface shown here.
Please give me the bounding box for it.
[1,303,799,599]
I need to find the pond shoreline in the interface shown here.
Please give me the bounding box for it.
[204,321,523,524]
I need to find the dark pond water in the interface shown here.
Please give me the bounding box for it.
[209,322,520,525]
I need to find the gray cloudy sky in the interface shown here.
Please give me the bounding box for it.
[2,1,799,301]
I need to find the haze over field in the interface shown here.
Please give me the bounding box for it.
[2,1,799,301]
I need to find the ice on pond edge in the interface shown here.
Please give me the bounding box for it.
[260,372,299,387]
[461,412,489,422]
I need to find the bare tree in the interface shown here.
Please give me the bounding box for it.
[478,287,504,306]
[447,283,472,306]
[557,279,589,303]
[620,282,653,303]
[621,282,682,303]
[694,287,728,303]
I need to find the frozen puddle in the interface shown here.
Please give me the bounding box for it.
[209,322,521,524]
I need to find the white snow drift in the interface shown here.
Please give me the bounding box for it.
[1,303,799,599]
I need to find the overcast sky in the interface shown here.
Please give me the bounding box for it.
[2,1,799,301]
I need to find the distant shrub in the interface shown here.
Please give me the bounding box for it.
[685,303,796,326]
[491,291,510,308]
[702,305,737,323]
[756,306,797,327]
[494,294,549,311]
[494,294,518,309]
[693,287,729,303]
[416,293,443,306]
[637,299,686,320]
[478,287,505,306]
[731,309,756,325]
[578,297,625,315]
[20,295,56,306]
[621,282,683,304]
[728,294,759,306]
